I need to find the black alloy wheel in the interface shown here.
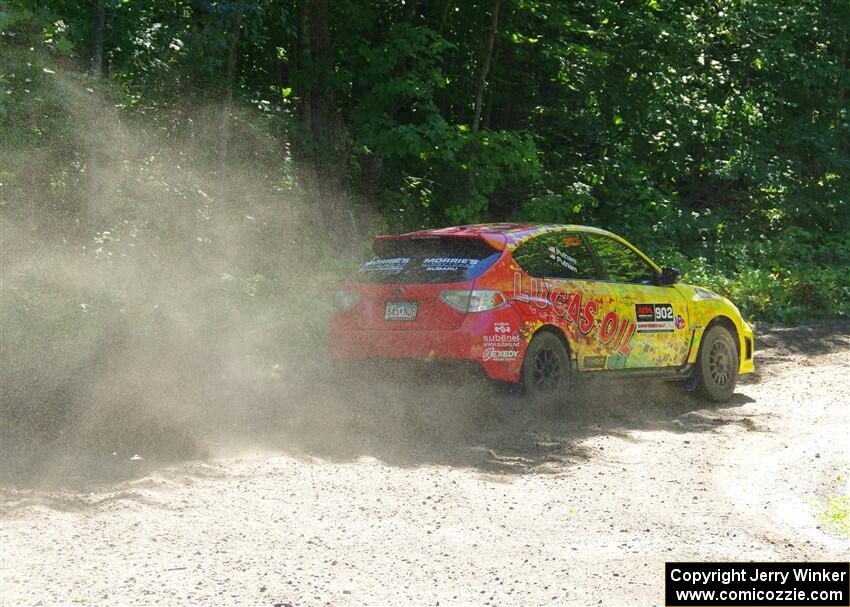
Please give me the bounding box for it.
[522,332,570,411]
[695,324,739,402]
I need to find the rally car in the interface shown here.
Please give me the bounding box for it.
[328,224,754,405]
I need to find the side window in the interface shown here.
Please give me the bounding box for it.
[585,234,657,284]
[511,239,544,277]
[512,232,598,280]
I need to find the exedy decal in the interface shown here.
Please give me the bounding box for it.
[483,347,519,361]
[512,273,635,354]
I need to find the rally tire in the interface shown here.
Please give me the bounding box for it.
[695,325,739,402]
[521,332,571,412]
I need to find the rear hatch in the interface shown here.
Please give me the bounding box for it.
[348,236,502,330]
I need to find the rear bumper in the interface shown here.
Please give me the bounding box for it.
[328,313,525,383]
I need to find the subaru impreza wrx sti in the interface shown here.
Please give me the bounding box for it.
[329,223,754,404]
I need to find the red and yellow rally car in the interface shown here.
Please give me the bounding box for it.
[329,224,755,404]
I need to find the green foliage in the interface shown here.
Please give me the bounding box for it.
[818,496,850,538]
[1,0,848,322]
[656,229,850,322]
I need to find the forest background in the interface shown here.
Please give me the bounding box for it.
[2,2,849,460]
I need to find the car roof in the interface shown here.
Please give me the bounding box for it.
[375,223,619,249]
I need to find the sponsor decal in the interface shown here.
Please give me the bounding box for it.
[634,303,675,333]
[422,257,479,272]
[483,322,521,361]
[583,355,606,369]
[694,287,722,300]
[675,314,686,330]
[606,354,628,369]
[483,334,521,344]
[547,246,578,272]
[512,272,635,354]
[482,346,519,361]
[494,321,511,334]
[561,236,582,247]
[359,257,410,273]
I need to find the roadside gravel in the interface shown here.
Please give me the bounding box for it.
[2,322,848,606]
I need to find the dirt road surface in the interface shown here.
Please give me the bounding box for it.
[2,322,849,605]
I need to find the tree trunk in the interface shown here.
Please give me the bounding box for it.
[472,0,500,133]
[438,0,452,36]
[297,0,357,244]
[91,0,106,76]
[405,0,417,22]
[298,1,313,134]
[306,0,334,146]
[220,8,243,168]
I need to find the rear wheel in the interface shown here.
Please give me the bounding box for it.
[695,325,739,402]
[522,332,571,411]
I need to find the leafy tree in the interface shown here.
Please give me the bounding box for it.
[1,0,847,320]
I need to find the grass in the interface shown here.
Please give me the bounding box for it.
[818,496,850,538]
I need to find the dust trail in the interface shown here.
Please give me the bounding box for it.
[0,73,365,485]
[0,73,520,489]
[0,74,693,490]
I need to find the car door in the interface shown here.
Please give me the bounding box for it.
[510,230,612,368]
[584,233,690,369]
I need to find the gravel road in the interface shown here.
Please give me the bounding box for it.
[2,322,848,606]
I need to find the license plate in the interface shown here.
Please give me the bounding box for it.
[384,301,418,321]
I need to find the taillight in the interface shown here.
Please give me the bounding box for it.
[439,290,507,313]
[334,290,361,313]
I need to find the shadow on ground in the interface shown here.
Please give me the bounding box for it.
[3,320,846,494]
[245,369,756,476]
[756,320,850,357]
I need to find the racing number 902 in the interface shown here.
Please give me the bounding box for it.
[655,304,673,321]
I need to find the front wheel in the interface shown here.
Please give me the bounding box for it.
[694,325,739,402]
[522,332,571,411]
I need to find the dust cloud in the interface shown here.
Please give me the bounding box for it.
[0,74,383,486]
[1,75,682,491]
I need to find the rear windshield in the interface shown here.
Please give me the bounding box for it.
[356,237,501,284]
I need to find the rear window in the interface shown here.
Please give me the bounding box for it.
[356,237,501,284]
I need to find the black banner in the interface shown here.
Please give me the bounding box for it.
[665,562,850,606]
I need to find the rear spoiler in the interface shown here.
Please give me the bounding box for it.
[373,231,508,251]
